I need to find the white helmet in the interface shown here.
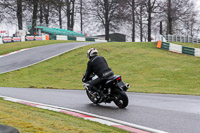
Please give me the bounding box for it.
[87,48,98,59]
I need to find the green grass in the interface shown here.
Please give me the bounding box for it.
[0,98,128,133]
[0,42,200,95]
[171,42,200,48]
[0,40,75,55]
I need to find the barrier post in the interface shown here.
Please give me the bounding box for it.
[21,36,25,42]
[45,35,49,40]
[0,38,3,44]
[157,41,162,48]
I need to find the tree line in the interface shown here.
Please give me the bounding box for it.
[0,0,199,42]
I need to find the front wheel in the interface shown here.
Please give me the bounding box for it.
[113,89,129,108]
[86,90,100,104]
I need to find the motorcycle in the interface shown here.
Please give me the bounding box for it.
[83,74,130,108]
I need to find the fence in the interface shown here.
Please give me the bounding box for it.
[163,34,200,44]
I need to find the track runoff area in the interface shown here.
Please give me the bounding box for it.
[0,95,168,133]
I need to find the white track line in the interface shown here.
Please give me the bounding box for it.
[0,48,29,58]
[0,95,168,133]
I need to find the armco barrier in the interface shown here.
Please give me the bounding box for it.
[12,37,21,42]
[26,36,42,41]
[1,36,25,43]
[68,36,76,41]
[161,42,169,50]
[56,35,68,40]
[182,46,195,56]
[2,37,12,43]
[26,36,35,41]
[76,37,86,41]
[157,41,200,57]
[86,38,95,41]
[0,35,107,45]
[55,35,107,42]
[49,35,56,40]
[95,39,107,42]
[195,48,200,57]
[35,36,42,41]
[169,43,182,53]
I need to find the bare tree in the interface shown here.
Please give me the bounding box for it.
[183,7,199,37]
[137,0,146,42]
[58,0,63,29]
[39,0,43,25]
[75,0,90,33]
[64,0,75,30]
[17,0,23,30]
[43,0,50,27]
[145,0,157,42]
[90,0,125,40]
[160,0,198,35]
[0,0,23,29]
[167,0,172,34]
[125,0,136,42]
[51,0,64,29]
[32,0,39,33]
[131,0,135,42]
[80,0,83,32]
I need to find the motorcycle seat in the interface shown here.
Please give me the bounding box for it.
[105,75,120,85]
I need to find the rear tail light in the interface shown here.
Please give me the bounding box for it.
[116,77,121,81]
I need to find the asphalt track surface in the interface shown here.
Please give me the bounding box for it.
[0,41,98,74]
[0,42,200,133]
[0,88,200,133]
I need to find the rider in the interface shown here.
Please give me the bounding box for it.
[82,48,114,92]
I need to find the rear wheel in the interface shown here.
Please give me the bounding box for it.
[86,90,100,104]
[113,89,128,108]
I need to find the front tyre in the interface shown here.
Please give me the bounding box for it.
[86,90,100,104]
[113,89,128,108]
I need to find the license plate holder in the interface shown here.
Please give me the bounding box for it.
[117,81,125,88]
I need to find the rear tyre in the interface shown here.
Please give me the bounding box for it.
[86,90,100,104]
[113,89,128,108]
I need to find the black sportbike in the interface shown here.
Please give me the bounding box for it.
[83,74,130,108]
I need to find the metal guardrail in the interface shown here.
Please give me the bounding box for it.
[157,41,200,57]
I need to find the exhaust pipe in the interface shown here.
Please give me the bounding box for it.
[125,83,130,89]
[123,83,130,91]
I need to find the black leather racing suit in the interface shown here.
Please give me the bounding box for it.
[84,55,114,89]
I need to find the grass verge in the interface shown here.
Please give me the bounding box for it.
[0,98,128,133]
[0,40,75,55]
[171,42,200,48]
[0,42,199,95]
